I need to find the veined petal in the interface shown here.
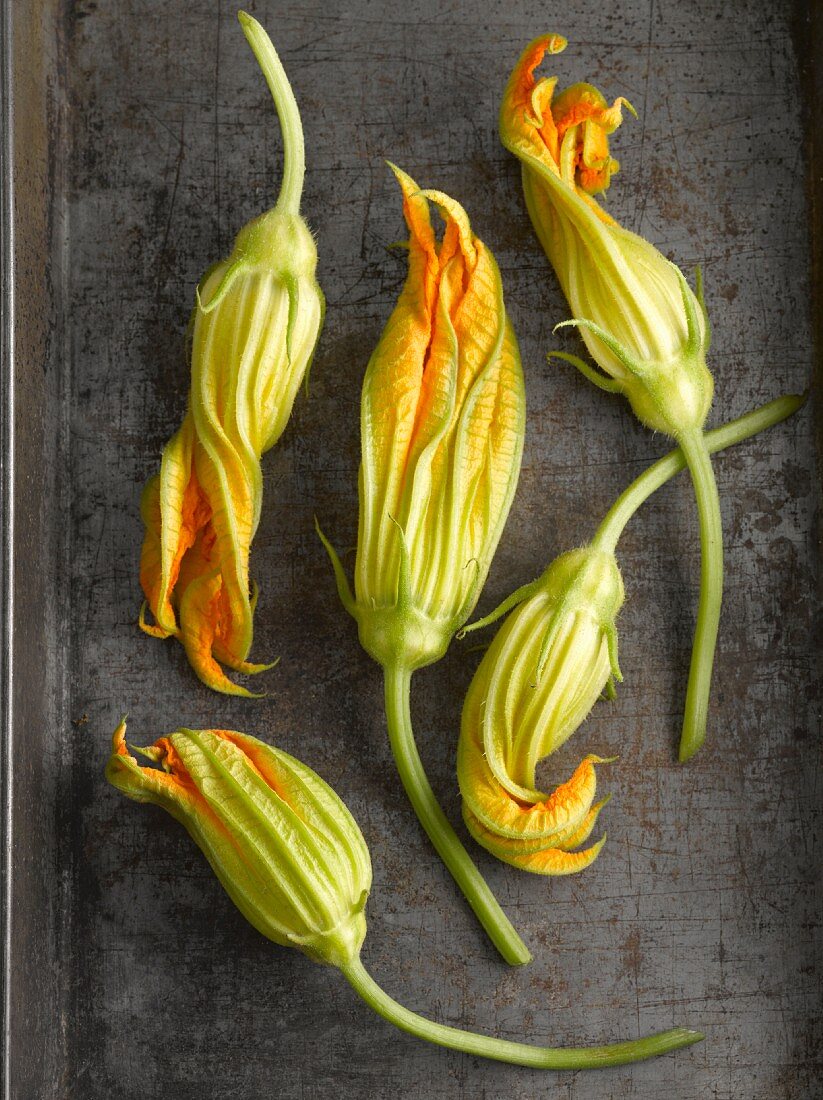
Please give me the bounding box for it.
[139,238,322,692]
[500,35,619,221]
[106,721,372,967]
[139,415,205,638]
[106,719,200,814]
[460,707,606,842]
[358,167,442,604]
[500,34,567,167]
[218,730,372,903]
[457,548,623,876]
[347,169,526,670]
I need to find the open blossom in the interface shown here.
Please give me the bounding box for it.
[106,720,371,967]
[321,166,525,671]
[499,35,712,437]
[139,15,324,695]
[457,547,624,875]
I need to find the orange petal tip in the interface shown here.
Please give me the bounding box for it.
[112,717,129,755]
[541,32,568,56]
[385,161,420,196]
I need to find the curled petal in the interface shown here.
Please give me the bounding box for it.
[500,36,713,435]
[140,231,323,693]
[460,719,609,842]
[464,806,607,876]
[500,35,623,217]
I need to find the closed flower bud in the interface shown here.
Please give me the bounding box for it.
[320,166,525,671]
[106,720,370,967]
[499,35,712,437]
[457,547,624,875]
[139,13,324,696]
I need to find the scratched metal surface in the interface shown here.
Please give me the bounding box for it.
[4,0,821,1096]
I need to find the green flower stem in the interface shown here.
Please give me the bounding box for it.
[384,663,532,966]
[675,428,724,763]
[341,954,702,1069]
[590,394,804,760]
[591,396,803,553]
[239,12,305,215]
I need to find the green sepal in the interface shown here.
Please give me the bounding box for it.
[553,317,648,380]
[605,621,623,683]
[694,265,711,354]
[458,577,544,639]
[548,349,624,394]
[315,518,357,618]
[196,256,247,315]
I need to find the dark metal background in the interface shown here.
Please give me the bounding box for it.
[3,1,821,1096]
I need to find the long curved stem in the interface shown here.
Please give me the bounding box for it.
[239,12,305,214]
[383,664,531,966]
[341,955,702,1069]
[591,396,803,553]
[589,395,804,758]
[676,428,724,762]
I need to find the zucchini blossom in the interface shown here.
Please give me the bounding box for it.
[319,169,529,964]
[106,719,702,1069]
[458,397,804,872]
[107,720,370,967]
[139,13,324,696]
[459,549,622,875]
[500,36,720,761]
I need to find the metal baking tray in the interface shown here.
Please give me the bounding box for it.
[3,1,820,1096]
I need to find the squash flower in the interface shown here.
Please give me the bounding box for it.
[139,13,324,696]
[458,548,622,876]
[458,396,804,872]
[107,719,370,966]
[106,719,702,1068]
[318,168,529,965]
[500,36,720,762]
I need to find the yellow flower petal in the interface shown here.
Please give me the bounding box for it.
[457,548,623,876]
[464,804,607,876]
[346,169,526,670]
